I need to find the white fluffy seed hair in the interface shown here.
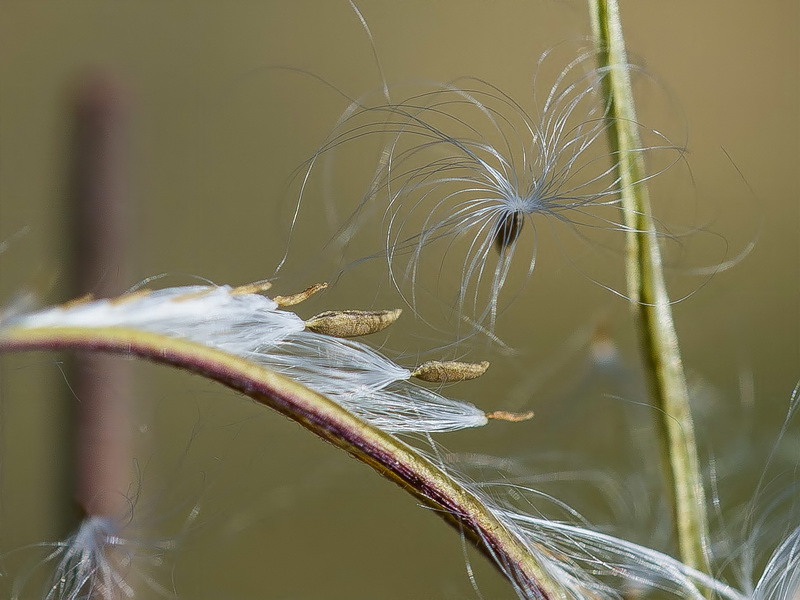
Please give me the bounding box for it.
[496,511,745,600]
[12,515,173,600]
[753,525,800,600]
[435,458,800,600]
[291,46,680,331]
[406,438,740,600]
[8,287,798,599]
[4,284,487,433]
[440,384,800,600]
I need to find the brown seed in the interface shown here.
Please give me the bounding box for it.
[305,308,402,338]
[230,281,273,295]
[493,210,524,255]
[109,289,152,305]
[62,293,96,309]
[485,410,535,423]
[411,360,490,383]
[178,281,273,303]
[274,282,328,307]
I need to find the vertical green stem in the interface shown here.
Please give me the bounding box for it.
[588,0,712,578]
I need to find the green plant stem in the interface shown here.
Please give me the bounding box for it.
[0,324,570,600]
[588,0,712,577]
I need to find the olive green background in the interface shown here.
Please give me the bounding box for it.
[0,2,798,599]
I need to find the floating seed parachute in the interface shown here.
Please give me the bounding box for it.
[289,48,682,331]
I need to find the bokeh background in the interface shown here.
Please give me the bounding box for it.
[0,2,798,599]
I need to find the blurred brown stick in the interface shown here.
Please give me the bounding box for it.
[67,72,134,521]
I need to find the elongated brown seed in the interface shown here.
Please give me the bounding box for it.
[62,293,96,309]
[274,282,328,307]
[305,308,402,338]
[177,281,272,303]
[485,410,535,422]
[109,289,152,305]
[411,360,490,383]
[493,210,525,255]
[230,281,273,295]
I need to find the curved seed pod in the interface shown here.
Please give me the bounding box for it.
[412,360,490,383]
[305,309,402,338]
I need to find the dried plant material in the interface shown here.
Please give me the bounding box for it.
[62,293,95,309]
[5,287,489,434]
[485,410,534,423]
[109,289,152,305]
[231,281,273,295]
[412,360,490,383]
[173,280,273,303]
[305,309,402,338]
[274,282,328,307]
[172,288,215,302]
[3,285,779,600]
